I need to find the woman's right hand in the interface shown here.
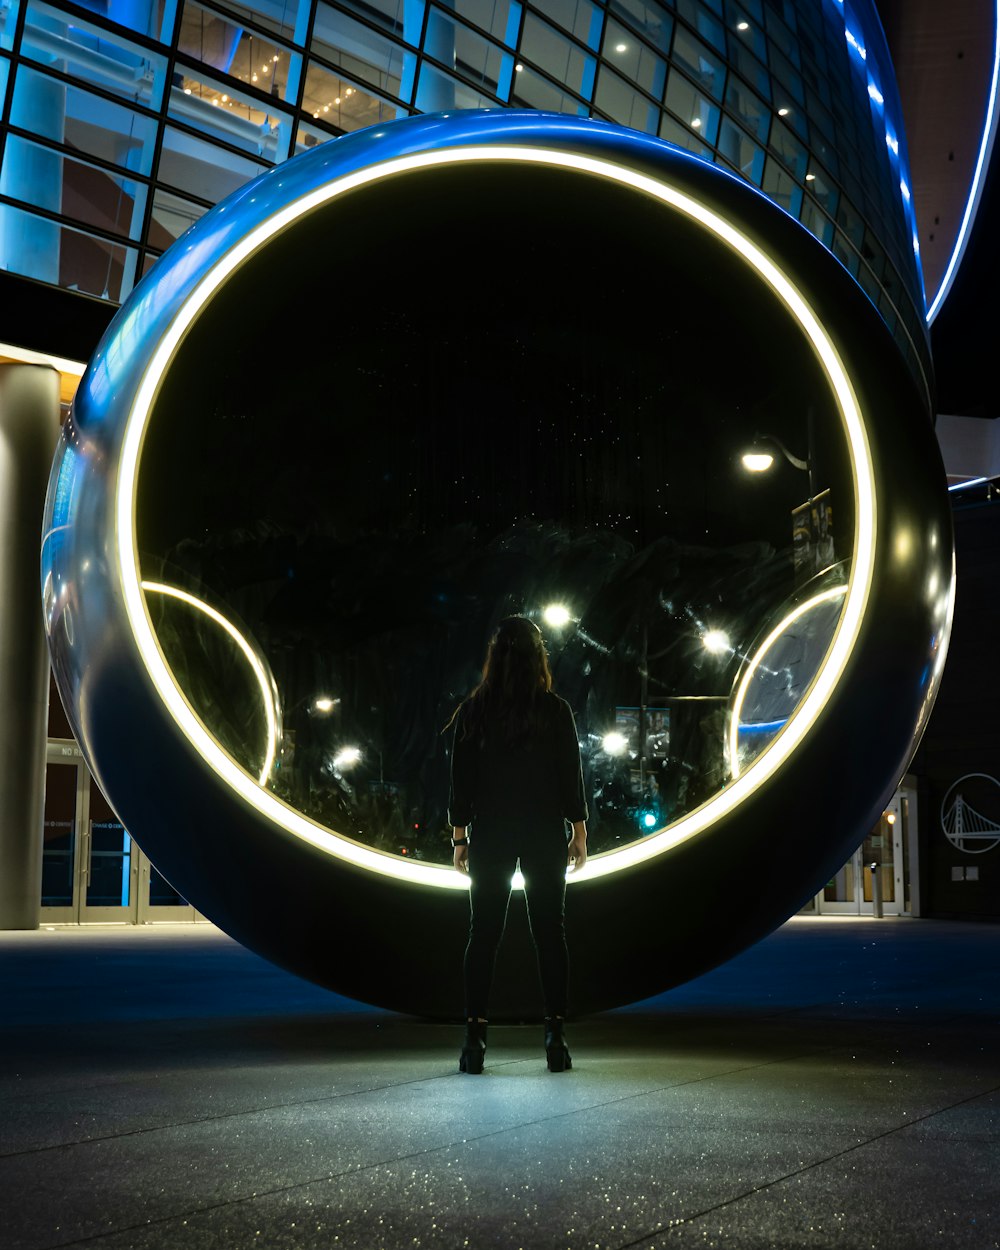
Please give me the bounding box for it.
[454,844,470,873]
[567,823,588,872]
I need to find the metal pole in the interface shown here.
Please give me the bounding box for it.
[0,364,60,929]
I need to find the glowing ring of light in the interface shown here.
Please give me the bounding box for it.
[727,585,850,780]
[141,581,279,786]
[116,145,877,891]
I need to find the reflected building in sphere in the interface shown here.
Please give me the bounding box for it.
[0,0,992,987]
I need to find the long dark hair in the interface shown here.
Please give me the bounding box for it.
[445,616,554,745]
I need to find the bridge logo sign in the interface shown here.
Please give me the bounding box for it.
[940,774,1000,854]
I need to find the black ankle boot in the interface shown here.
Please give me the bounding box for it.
[544,1016,572,1072]
[459,1019,487,1073]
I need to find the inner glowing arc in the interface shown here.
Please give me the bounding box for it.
[141,581,279,786]
[114,144,877,891]
[727,585,850,780]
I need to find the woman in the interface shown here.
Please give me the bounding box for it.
[446,615,588,1074]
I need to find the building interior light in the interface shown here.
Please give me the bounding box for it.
[602,731,628,756]
[742,451,774,472]
[543,603,572,628]
[615,42,627,52]
[702,629,730,654]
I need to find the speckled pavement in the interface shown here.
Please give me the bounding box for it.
[1,916,997,1250]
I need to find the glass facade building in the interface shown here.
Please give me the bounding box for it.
[0,0,929,399]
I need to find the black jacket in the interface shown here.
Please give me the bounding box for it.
[448,692,589,842]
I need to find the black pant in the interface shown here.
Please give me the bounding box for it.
[463,837,569,1019]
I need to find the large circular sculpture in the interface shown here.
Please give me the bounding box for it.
[42,111,953,1017]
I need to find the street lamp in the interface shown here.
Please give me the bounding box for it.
[740,431,816,501]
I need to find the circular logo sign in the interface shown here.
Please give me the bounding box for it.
[940,773,1000,854]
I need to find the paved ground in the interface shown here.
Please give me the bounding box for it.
[1,916,997,1250]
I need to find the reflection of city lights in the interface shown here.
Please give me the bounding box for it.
[115,138,878,891]
[543,603,571,628]
[333,746,361,769]
[642,812,657,828]
[703,629,730,654]
[742,452,774,472]
[602,731,628,756]
[141,582,278,785]
[314,696,338,712]
[512,869,525,889]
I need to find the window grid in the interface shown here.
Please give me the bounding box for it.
[0,0,930,398]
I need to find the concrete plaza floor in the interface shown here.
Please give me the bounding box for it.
[1,916,997,1250]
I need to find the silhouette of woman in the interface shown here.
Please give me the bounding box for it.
[446,615,588,1073]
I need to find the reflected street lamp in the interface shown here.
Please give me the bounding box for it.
[740,431,816,502]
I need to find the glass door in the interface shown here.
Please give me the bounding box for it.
[41,745,86,921]
[78,769,138,922]
[816,785,915,916]
[41,740,199,924]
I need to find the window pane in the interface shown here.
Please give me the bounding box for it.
[293,118,337,153]
[594,65,660,134]
[1,0,20,51]
[665,66,719,143]
[801,197,833,247]
[170,67,293,159]
[726,39,767,96]
[509,61,588,113]
[676,0,725,53]
[156,123,269,201]
[608,0,671,56]
[312,3,407,98]
[335,0,408,39]
[1,133,148,240]
[302,59,404,129]
[659,111,712,159]
[761,154,801,216]
[414,60,496,109]
[725,73,768,142]
[671,26,725,100]
[804,161,837,214]
[425,7,506,96]
[603,18,666,99]
[769,42,803,104]
[520,13,594,96]
[718,115,764,183]
[10,65,158,177]
[726,1,766,62]
[768,117,806,178]
[78,0,163,39]
[202,0,302,43]
[0,201,138,298]
[20,1,168,109]
[177,0,301,105]
[530,0,602,47]
[0,54,7,106]
[149,187,208,249]
[446,0,519,45]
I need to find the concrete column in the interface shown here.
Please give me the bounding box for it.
[0,364,60,929]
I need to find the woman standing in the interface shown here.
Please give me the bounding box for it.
[447,616,588,1074]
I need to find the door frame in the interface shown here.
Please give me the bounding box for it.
[41,740,199,924]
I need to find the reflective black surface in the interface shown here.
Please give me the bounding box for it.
[137,163,855,862]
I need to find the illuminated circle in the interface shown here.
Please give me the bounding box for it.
[115,147,874,887]
[142,581,279,785]
[43,111,953,1017]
